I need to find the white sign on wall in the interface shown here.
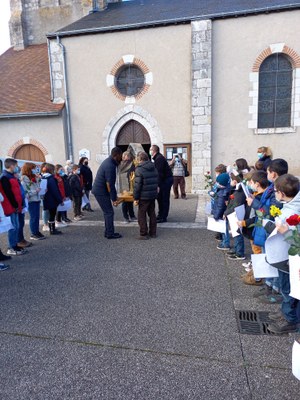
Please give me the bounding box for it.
[79,148,90,159]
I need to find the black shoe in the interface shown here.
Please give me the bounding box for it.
[106,233,122,239]
[157,219,167,223]
[0,252,11,261]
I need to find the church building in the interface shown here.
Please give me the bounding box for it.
[1,0,300,191]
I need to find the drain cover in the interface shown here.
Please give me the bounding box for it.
[236,310,284,336]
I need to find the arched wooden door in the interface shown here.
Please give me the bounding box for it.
[14,144,45,162]
[116,120,151,153]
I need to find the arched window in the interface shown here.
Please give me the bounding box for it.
[258,54,292,128]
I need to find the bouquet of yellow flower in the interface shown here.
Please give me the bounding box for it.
[269,205,282,218]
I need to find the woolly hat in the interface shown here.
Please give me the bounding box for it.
[216,173,229,187]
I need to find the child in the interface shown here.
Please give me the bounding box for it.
[212,173,230,249]
[0,158,25,255]
[209,164,227,241]
[42,163,63,235]
[222,172,246,259]
[68,164,83,221]
[21,162,45,241]
[54,164,69,228]
[264,174,300,334]
[238,171,269,285]
[0,192,11,270]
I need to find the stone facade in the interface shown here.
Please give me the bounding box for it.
[9,0,94,49]
[191,20,212,193]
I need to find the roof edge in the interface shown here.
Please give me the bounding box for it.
[0,111,62,119]
[47,3,300,39]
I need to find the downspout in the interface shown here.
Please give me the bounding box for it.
[56,36,74,162]
[47,38,54,102]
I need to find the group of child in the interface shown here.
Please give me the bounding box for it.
[210,146,300,334]
[0,157,91,271]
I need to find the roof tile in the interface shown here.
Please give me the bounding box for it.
[0,44,64,116]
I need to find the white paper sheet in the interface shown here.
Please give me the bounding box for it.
[241,182,251,198]
[81,194,90,208]
[292,339,300,381]
[207,216,226,233]
[0,216,13,234]
[265,227,291,264]
[22,198,28,214]
[235,204,245,221]
[251,253,279,278]
[39,179,48,196]
[289,255,300,301]
[227,211,240,237]
[57,198,72,212]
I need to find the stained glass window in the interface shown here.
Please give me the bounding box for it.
[258,54,292,128]
[115,65,145,97]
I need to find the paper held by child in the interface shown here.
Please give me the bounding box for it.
[57,198,72,212]
[207,216,226,233]
[39,179,47,196]
[241,182,251,198]
[251,253,279,278]
[227,212,240,237]
[289,255,300,301]
[292,339,300,381]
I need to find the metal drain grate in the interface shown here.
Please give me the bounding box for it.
[236,310,285,336]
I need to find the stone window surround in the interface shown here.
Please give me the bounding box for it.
[106,55,153,104]
[248,43,300,134]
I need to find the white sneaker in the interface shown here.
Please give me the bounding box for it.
[42,224,50,232]
[55,221,68,228]
[73,216,82,221]
[242,261,252,269]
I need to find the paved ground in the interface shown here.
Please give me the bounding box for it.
[0,195,299,399]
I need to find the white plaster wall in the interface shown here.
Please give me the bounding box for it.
[61,24,191,165]
[0,116,65,164]
[212,10,300,175]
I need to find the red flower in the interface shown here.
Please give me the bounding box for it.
[229,194,235,200]
[258,208,264,213]
[31,177,36,183]
[286,214,300,226]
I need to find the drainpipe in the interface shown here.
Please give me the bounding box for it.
[47,38,54,102]
[56,36,74,162]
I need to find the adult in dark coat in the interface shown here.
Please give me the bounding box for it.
[150,145,173,223]
[134,152,158,239]
[79,157,94,211]
[92,147,123,239]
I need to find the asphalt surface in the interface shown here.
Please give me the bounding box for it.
[0,195,299,399]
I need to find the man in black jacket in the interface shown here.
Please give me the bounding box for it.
[134,152,158,239]
[150,145,173,223]
[92,147,122,239]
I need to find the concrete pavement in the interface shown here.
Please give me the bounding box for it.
[0,195,299,399]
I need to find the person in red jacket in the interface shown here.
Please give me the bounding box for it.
[0,158,25,255]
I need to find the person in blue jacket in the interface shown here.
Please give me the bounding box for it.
[92,147,123,239]
[212,173,230,250]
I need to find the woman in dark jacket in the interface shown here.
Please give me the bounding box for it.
[42,163,63,235]
[257,146,272,171]
[79,157,93,211]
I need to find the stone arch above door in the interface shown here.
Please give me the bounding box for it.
[100,105,163,161]
[8,138,48,162]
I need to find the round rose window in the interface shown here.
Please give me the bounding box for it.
[115,64,145,97]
